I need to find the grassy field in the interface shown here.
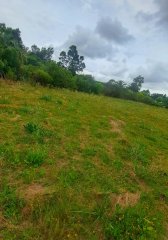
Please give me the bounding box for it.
[0,79,168,240]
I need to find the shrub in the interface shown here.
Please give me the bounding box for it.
[44,62,76,89]
[6,68,17,80]
[75,74,104,94]
[32,69,52,86]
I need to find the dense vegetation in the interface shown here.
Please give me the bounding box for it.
[0,23,168,108]
[0,80,168,239]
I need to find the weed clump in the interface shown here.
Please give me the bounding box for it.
[24,150,46,167]
[24,122,39,134]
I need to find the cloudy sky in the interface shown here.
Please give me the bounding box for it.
[0,0,168,94]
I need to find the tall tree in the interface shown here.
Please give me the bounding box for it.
[58,45,85,75]
[129,75,144,92]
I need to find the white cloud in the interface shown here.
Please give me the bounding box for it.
[59,26,118,59]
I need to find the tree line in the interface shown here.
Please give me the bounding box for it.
[0,23,167,108]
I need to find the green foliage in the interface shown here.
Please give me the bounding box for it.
[44,61,76,89]
[129,75,144,93]
[0,23,24,49]
[32,69,52,86]
[58,45,85,75]
[0,23,24,80]
[104,79,128,98]
[20,64,37,81]
[30,44,54,62]
[137,92,155,105]
[151,93,168,108]
[0,59,5,78]
[1,47,22,79]
[103,78,164,107]
[75,74,104,94]
[6,68,17,80]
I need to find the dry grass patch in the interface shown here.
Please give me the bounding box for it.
[111,192,140,209]
[110,118,125,135]
[21,184,47,201]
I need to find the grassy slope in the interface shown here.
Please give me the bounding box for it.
[0,79,168,240]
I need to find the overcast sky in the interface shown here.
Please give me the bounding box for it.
[0,0,168,94]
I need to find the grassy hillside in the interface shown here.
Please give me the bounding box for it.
[0,79,168,240]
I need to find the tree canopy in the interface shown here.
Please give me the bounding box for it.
[58,45,85,75]
[129,75,144,92]
[30,45,54,62]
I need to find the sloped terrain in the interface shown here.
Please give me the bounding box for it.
[0,80,168,240]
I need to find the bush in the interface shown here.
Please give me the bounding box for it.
[75,74,104,94]
[45,62,76,89]
[6,68,17,80]
[0,59,5,78]
[32,69,52,86]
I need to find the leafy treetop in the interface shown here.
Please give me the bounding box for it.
[58,45,85,75]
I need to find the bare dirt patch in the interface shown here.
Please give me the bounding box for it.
[111,192,140,209]
[110,119,125,134]
[23,184,46,200]
[94,191,140,212]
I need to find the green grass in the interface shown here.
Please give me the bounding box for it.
[105,204,163,240]
[39,95,52,101]
[0,79,168,239]
[0,182,25,220]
